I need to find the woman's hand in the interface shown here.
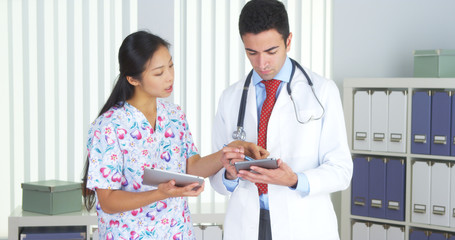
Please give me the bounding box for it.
[157,180,205,198]
[218,145,246,180]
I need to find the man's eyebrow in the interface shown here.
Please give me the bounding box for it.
[264,46,279,52]
[245,46,279,52]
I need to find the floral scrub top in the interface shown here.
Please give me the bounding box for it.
[87,100,199,240]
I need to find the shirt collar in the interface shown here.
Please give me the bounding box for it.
[252,56,292,86]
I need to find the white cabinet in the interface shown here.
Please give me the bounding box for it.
[341,78,455,240]
[8,206,98,240]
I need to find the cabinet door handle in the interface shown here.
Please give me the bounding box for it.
[433,205,445,215]
[414,134,426,143]
[373,133,385,141]
[413,204,426,213]
[371,199,382,208]
[433,135,447,145]
[354,197,365,206]
[390,133,402,142]
[388,201,400,210]
[355,132,367,140]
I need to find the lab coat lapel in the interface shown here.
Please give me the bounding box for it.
[244,80,258,143]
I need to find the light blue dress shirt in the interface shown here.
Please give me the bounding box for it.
[222,57,310,210]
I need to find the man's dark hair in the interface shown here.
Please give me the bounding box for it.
[239,0,290,46]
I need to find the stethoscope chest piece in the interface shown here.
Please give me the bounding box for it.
[232,126,246,141]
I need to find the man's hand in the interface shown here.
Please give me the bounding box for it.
[228,140,269,159]
[236,159,298,187]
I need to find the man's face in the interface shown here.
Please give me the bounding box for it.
[241,29,291,81]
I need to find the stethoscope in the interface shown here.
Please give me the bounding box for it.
[232,58,325,141]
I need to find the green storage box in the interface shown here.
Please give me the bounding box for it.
[22,180,82,215]
[413,49,455,77]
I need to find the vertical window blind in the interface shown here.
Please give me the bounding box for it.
[2,0,137,237]
[2,0,331,237]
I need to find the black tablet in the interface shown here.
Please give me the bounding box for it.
[143,168,205,187]
[234,158,278,172]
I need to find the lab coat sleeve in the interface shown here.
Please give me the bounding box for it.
[304,80,353,196]
[209,91,232,196]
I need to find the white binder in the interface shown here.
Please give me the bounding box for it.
[369,224,386,240]
[352,221,369,240]
[193,225,204,240]
[412,161,431,224]
[430,162,451,226]
[451,163,455,228]
[371,91,389,152]
[386,225,404,240]
[387,91,407,153]
[353,90,371,150]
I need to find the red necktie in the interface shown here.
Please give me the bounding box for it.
[256,79,281,195]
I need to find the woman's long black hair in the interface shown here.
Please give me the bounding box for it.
[82,31,170,211]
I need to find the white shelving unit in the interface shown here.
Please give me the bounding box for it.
[8,205,225,240]
[8,205,98,240]
[340,78,455,240]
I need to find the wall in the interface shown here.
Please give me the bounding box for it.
[137,0,174,102]
[333,0,455,85]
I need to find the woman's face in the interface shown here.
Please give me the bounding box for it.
[132,45,174,99]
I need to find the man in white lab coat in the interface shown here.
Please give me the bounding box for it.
[209,0,353,239]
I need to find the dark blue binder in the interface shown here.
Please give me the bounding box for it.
[410,229,429,240]
[411,91,432,154]
[429,232,447,240]
[368,157,386,219]
[452,92,455,156]
[386,158,405,221]
[351,156,369,217]
[431,91,452,156]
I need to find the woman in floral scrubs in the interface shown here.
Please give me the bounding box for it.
[82,31,261,240]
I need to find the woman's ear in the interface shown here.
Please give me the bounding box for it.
[126,76,140,86]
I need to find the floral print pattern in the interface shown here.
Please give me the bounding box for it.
[87,100,198,240]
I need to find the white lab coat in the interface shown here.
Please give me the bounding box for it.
[209,66,353,240]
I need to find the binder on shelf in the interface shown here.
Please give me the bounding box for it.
[431,91,452,156]
[411,91,432,155]
[452,93,455,156]
[386,158,405,221]
[428,232,449,240]
[430,162,451,227]
[388,91,407,153]
[451,163,455,228]
[369,224,386,240]
[19,226,86,240]
[371,91,389,152]
[412,161,431,224]
[409,229,429,240]
[351,156,369,217]
[386,225,404,240]
[352,221,370,240]
[368,157,386,219]
[353,90,371,151]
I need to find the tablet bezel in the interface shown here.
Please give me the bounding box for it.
[234,158,278,172]
[143,168,205,187]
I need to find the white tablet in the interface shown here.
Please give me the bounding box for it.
[143,168,205,187]
[234,158,278,172]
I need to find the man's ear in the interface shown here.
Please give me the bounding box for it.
[126,76,139,86]
[286,32,293,52]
